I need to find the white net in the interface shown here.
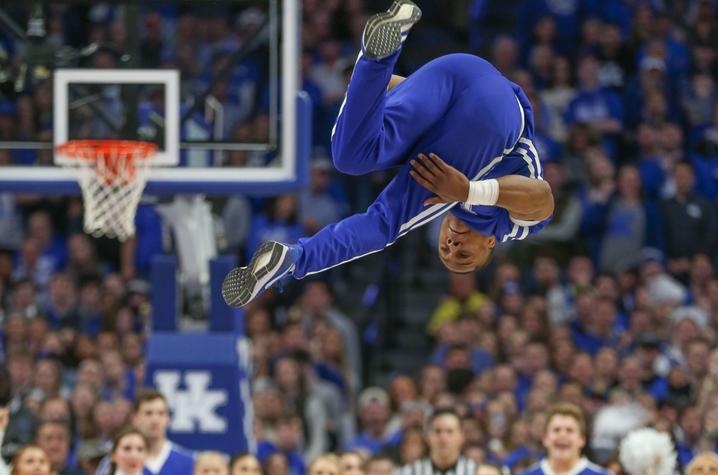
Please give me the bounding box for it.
[57,141,156,241]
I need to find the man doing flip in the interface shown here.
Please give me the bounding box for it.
[222,0,554,308]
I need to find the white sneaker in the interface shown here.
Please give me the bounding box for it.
[221,241,298,307]
[362,0,422,60]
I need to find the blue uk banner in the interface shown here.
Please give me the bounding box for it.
[146,333,254,455]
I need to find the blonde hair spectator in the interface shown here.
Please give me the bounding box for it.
[195,451,230,475]
[476,464,503,475]
[340,452,366,475]
[686,452,718,475]
[309,454,343,475]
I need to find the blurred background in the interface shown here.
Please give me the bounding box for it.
[0,0,718,474]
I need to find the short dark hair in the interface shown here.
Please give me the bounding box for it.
[427,407,462,428]
[133,388,168,412]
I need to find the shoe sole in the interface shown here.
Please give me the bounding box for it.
[363,0,422,60]
[222,241,288,308]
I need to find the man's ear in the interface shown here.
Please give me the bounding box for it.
[487,236,496,248]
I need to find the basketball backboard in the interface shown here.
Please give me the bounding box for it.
[0,0,309,195]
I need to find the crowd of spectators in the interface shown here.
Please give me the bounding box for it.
[1,0,718,474]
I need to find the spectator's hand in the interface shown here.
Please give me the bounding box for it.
[0,406,9,432]
[410,153,469,205]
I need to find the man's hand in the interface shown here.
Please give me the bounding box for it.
[410,153,554,220]
[410,153,469,205]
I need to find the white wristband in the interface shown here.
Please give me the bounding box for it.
[467,179,499,206]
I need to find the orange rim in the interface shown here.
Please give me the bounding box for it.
[56,140,157,162]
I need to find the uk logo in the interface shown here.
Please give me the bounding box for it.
[154,371,228,433]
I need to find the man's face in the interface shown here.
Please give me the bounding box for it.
[543,415,585,463]
[77,360,104,390]
[438,215,495,273]
[361,402,389,432]
[617,166,641,198]
[681,407,702,439]
[391,376,417,404]
[8,356,33,388]
[4,315,26,343]
[674,164,695,195]
[41,399,70,422]
[594,301,616,333]
[494,365,517,392]
[37,423,70,469]
[595,348,618,377]
[132,398,170,441]
[421,366,445,398]
[277,419,302,451]
[675,318,699,344]
[525,343,549,373]
[427,414,464,461]
[686,342,710,376]
[302,282,331,314]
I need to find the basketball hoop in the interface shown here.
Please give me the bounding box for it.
[56,140,157,241]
